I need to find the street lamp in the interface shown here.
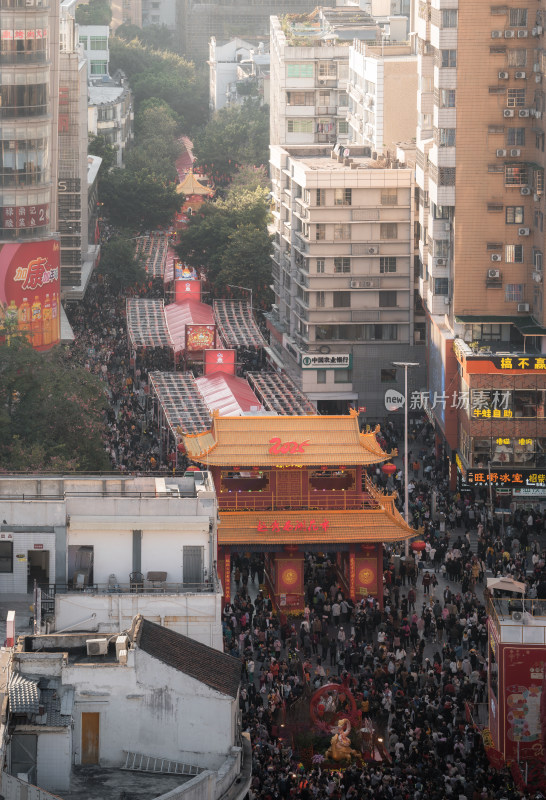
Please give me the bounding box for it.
[392,361,419,557]
[227,284,253,314]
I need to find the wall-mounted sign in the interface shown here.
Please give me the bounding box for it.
[385,389,405,412]
[33,544,43,549]
[257,519,330,532]
[301,354,351,369]
[466,468,546,487]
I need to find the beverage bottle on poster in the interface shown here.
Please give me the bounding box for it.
[5,300,18,343]
[42,293,52,346]
[31,295,42,348]
[18,297,31,341]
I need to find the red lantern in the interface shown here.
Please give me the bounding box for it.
[317,703,325,718]
[186,465,199,472]
[382,463,397,476]
[411,540,426,552]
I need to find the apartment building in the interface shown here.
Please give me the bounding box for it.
[268,144,425,416]
[347,36,417,155]
[416,0,546,498]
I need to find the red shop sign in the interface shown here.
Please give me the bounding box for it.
[268,438,310,455]
[34,544,43,550]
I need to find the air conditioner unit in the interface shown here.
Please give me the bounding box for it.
[488,268,501,279]
[503,109,515,117]
[436,258,447,266]
[519,109,530,117]
[496,149,508,157]
[505,29,515,38]
[535,25,543,35]
[536,74,543,83]
[533,270,543,282]
[515,71,527,79]
[491,30,503,38]
[319,78,327,85]
[491,254,502,262]
[116,635,129,658]
[521,186,532,195]
[518,29,529,38]
[518,227,530,235]
[498,70,509,79]
[510,148,521,156]
[86,638,108,656]
[367,246,379,255]
[518,303,530,312]
[512,611,523,621]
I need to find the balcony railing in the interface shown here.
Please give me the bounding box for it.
[218,492,381,512]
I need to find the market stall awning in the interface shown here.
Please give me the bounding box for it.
[217,508,415,545]
[195,372,263,417]
[182,409,395,467]
[126,299,172,350]
[214,300,266,349]
[487,576,526,594]
[135,232,169,279]
[163,246,178,284]
[165,299,215,354]
[247,371,316,415]
[149,371,211,436]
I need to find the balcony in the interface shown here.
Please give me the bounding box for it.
[487,595,546,644]
[293,232,310,253]
[218,492,381,512]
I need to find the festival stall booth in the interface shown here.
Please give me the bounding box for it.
[134,232,170,279]
[180,410,415,615]
[213,299,266,349]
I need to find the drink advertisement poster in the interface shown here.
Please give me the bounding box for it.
[0,240,61,351]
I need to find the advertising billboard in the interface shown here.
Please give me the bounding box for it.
[204,349,236,375]
[0,240,61,351]
[185,324,215,352]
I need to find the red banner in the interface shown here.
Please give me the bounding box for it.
[355,557,379,596]
[175,278,201,302]
[185,324,215,351]
[204,349,236,375]
[0,240,61,351]
[276,557,303,599]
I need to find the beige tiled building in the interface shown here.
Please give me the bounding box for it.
[267,144,425,415]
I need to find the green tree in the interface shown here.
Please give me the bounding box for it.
[216,223,273,305]
[97,237,146,292]
[193,101,269,184]
[229,164,270,192]
[115,22,176,52]
[88,134,117,173]
[75,0,111,25]
[125,101,182,181]
[0,341,110,472]
[99,168,181,230]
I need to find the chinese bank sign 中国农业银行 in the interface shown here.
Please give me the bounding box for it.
[0,240,61,352]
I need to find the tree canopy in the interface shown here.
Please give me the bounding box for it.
[97,237,147,293]
[88,134,117,173]
[0,340,110,472]
[99,168,181,231]
[75,0,111,25]
[115,23,176,52]
[193,101,269,185]
[176,186,273,308]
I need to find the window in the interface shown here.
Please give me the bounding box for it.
[507,49,527,67]
[79,35,88,49]
[90,36,107,49]
[381,368,397,382]
[315,189,326,206]
[315,324,397,341]
[431,203,451,220]
[380,257,397,273]
[316,258,325,273]
[506,244,524,262]
[287,63,313,78]
[506,205,524,223]
[507,88,526,107]
[434,278,449,295]
[505,283,524,302]
[509,8,527,26]
[334,257,351,273]
[380,223,398,239]
[439,167,456,185]
[317,369,326,384]
[439,128,456,147]
[318,62,337,78]
[333,291,351,307]
[379,291,397,307]
[334,368,352,383]
[287,119,313,133]
[440,88,456,107]
[334,188,352,206]
[287,91,314,105]
[505,165,528,185]
[319,90,330,104]
[381,190,398,205]
[506,127,525,146]
[315,224,326,241]
[90,60,108,75]
[334,223,351,240]
[442,9,458,26]
[435,240,449,258]
[441,49,457,67]
[0,541,12,573]
[337,120,349,135]
[316,291,325,307]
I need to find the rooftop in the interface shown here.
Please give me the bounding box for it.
[61,765,190,800]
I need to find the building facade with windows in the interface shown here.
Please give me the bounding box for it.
[415,0,546,497]
[268,144,425,415]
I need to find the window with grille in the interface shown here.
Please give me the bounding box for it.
[334,257,351,273]
[334,223,351,240]
[381,190,398,205]
[507,88,526,107]
[506,128,525,146]
[506,206,524,223]
[380,257,397,273]
[509,8,527,26]
[505,283,523,302]
[434,278,449,295]
[316,224,326,241]
[505,244,524,262]
[380,223,398,239]
[439,168,456,185]
[505,165,528,185]
[287,119,313,133]
[287,91,314,105]
[507,49,527,67]
[318,62,337,77]
[334,188,352,206]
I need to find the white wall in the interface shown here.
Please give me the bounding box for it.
[0,532,56,593]
[36,730,71,793]
[65,651,237,770]
[54,592,223,650]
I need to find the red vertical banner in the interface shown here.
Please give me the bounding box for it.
[349,550,356,601]
[502,644,544,761]
[224,551,231,604]
[175,278,201,302]
[204,349,236,375]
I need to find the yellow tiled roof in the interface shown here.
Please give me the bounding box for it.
[218,507,415,545]
[182,411,395,467]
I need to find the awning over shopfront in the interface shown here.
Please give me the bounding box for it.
[149,371,211,436]
[486,576,526,594]
[127,299,172,349]
[195,372,263,416]
[165,299,215,354]
[247,371,316,415]
[214,300,266,348]
[217,508,414,546]
[182,409,396,467]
